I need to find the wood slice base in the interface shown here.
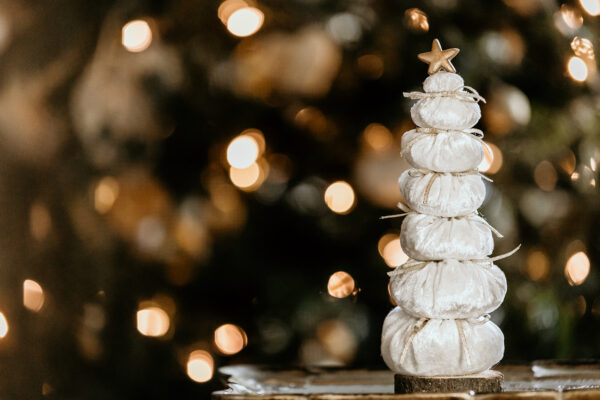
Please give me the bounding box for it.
[394,370,503,394]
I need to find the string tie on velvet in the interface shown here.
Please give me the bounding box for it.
[408,169,492,205]
[401,127,491,159]
[403,85,486,104]
[399,314,491,366]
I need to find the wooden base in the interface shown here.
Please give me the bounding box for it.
[394,370,503,394]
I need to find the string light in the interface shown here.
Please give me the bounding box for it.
[186,350,214,383]
[121,20,152,52]
[23,279,45,312]
[524,250,550,281]
[565,251,590,286]
[229,162,261,189]
[324,181,356,214]
[29,202,52,241]
[559,5,584,31]
[579,0,600,16]
[214,324,248,355]
[136,306,170,337]
[226,7,264,37]
[327,271,355,298]
[362,123,393,151]
[226,134,260,169]
[567,56,589,82]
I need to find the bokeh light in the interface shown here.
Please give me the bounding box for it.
[327,271,355,298]
[404,8,429,33]
[324,181,356,214]
[136,306,170,337]
[567,56,589,82]
[226,7,264,37]
[214,324,247,355]
[571,37,594,60]
[0,312,8,338]
[524,250,550,281]
[560,5,584,30]
[229,162,262,190]
[478,142,503,174]
[580,0,600,16]
[121,20,152,52]
[565,251,591,286]
[316,319,357,363]
[362,123,393,151]
[378,233,408,268]
[94,176,120,214]
[534,161,558,191]
[356,54,384,79]
[226,134,260,169]
[23,279,45,312]
[29,202,52,241]
[186,350,214,383]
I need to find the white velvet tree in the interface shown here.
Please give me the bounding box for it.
[381,40,517,377]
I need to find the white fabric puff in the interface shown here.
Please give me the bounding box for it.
[423,71,464,93]
[398,169,485,217]
[401,129,484,172]
[411,97,481,130]
[381,307,504,376]
[400,213,494,260]
[389,260,507,319]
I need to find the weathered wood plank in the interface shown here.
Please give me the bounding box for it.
[394,370,503,394]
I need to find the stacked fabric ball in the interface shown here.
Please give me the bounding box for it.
[381,71,506,376]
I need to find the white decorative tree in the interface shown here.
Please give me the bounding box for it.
[381,40,519,382]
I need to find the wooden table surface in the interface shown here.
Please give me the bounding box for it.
[212,361,600,399]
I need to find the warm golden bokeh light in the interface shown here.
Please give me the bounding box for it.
[316,319,357,363]
[565,251,591,286]
[357,54,384,79]
[121,20,152,52]
[478,142,503,174]
[136,306,170,337]
[23,279,45,312]
[0,312,8,338]
[324,181,356,214]
[571,37,594,60]
[561,5,584,30]
[362,123,393,151]
[378,234,408,268]
[534,160,558,191]
[186,350,214,383]
[580,0,600,16]
[226,134,260,169]
[525,250,550,281]
[567,56,589,82]
[94,176,120,214]
[226,7,264,37]
[404,8,429,32]
[327,271,355,298]
[214,324,247,355]
[229,162,261,190]
[558,150,577,175]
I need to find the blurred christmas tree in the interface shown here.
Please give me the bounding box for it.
[0,0,598,397]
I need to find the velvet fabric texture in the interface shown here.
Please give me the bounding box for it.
[398,169,485,217]
[381,307,504,376]
[401,129,483,172]
[389,260,507,319]
[400,213,494,260]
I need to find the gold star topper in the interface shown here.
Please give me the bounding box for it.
[417,39,460,75]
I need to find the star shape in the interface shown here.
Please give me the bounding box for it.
[417,39,460,75]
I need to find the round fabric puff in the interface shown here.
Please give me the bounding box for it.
[398,169,485,217]
[381,307,504,376]
[423,71,464,93]
[400,213,494,260]
[390,260,507,319]
[401,129,483,173]
[411,97,481,130]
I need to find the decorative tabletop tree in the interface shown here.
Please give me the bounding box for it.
[381,39,519,394]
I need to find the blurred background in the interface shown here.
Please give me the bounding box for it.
[0,0,599,397]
